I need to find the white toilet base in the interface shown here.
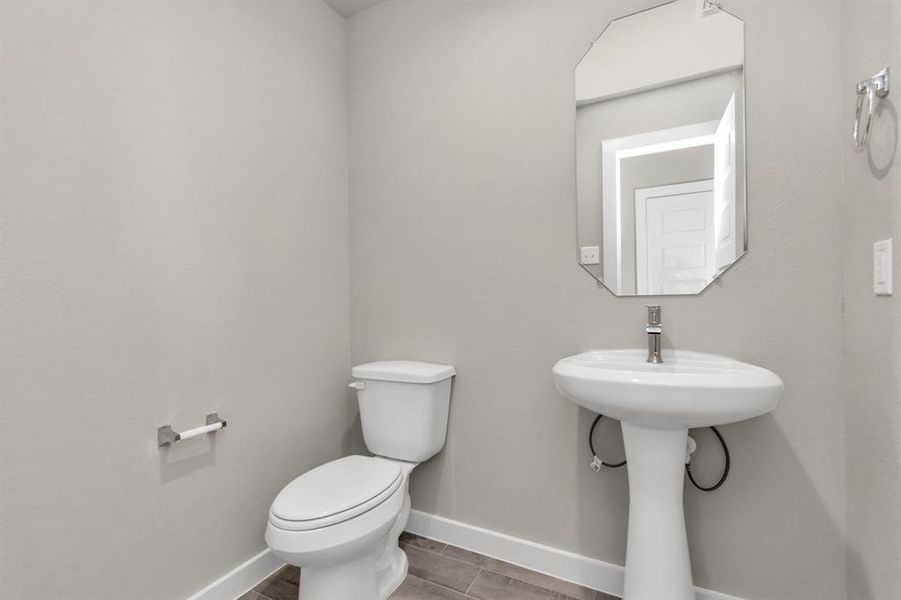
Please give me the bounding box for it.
[299,550,380,600]
[376,491,411,598]
[292,514,410,600]
[377,547,408,598]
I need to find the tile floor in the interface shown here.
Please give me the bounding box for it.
[241,533,619,600]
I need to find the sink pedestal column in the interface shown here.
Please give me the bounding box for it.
[620,422,693,600]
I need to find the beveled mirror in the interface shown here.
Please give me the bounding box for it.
[575,0,746,296]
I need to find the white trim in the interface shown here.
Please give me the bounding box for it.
[187,548,285,600]
[601,120,719,155]
[406,509,742,600]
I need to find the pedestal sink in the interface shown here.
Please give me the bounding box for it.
[553,349,782,600]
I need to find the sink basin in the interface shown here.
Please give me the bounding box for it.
[553,348,782,600]
[553,349,783,429]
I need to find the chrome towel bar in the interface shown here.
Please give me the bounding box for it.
[158,413,226,447]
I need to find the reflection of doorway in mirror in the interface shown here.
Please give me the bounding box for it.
[602,120,719,295]
[635,180,715,295]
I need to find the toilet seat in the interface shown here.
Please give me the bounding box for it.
[269,455,403,532]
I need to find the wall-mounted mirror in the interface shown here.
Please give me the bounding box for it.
[575,0,746,296]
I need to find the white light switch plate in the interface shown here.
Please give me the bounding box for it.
[580,246,600,265]
[874,239,893,296]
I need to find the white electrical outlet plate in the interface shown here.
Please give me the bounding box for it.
[874,239,893,296]
[580,246,600,265]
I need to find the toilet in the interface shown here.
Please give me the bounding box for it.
[264,360,455,600]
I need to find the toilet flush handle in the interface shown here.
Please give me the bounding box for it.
[348,381,365,390]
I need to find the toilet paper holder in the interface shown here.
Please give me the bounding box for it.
[158,413,227,447]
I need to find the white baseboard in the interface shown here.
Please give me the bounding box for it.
[187,548,285,600]
[187,511,740,600]
[406,509,741,600]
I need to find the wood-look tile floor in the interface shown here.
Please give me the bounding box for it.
[242,532,619,600]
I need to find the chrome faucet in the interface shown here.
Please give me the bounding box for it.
[646,305,663,364]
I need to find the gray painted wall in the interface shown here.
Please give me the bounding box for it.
[0,1,353,598]
[349,1,847,598]
[841,2,901,598]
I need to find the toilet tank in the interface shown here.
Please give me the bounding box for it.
[351,361,455,463]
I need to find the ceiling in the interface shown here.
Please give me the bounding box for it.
[323,0,384,18]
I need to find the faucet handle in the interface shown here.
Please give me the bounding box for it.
[645,305,661,326]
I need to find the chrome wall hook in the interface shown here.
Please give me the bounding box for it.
[853,67,890,149]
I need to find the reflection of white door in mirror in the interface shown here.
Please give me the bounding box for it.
[635,180,715,295]
[714,93,737,272]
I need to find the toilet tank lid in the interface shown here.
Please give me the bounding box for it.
[352,360,455,384]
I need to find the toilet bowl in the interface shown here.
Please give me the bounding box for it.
[265,361,455,600]
[265,455,415,599]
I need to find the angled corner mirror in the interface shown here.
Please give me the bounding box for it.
[575,0,746,296]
